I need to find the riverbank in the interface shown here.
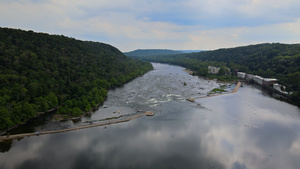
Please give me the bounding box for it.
[183,69,194,75]
[0,107,58,136]
[187,81,241,102]
[0,103,101,136]
[0,111,154,141]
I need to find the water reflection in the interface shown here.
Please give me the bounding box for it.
[0,63,300,169]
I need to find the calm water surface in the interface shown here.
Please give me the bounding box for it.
[1,63,300,169]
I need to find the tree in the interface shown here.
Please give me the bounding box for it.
[287,72,300,91]
[23,102,36,118]
[45,92,58,108]
[57,106,67,114]
[0,107,13,129]
[71,107,82,116]
[110,78,118,87]
[85,104,92,112]
[218,66,230,75]
[11,84,28,102]
[35,97,49,112]
[198,67,208,76]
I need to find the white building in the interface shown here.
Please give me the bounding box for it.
[237,72,246,79]
[245,74,254,82]
[263,78,277,85]
[208,66,220,74]
[253,76,264,85]
[273,83,286,93]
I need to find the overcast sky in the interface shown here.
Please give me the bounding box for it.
[1,0,300,52]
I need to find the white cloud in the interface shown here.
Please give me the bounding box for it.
[0,0,300,51]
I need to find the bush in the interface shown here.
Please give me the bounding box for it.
[71,107,83,117]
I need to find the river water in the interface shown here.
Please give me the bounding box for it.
[1,63,300,169]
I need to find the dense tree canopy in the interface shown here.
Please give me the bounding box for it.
[0,27,153,130]
[128,43,300,105]
[124,49,184,57]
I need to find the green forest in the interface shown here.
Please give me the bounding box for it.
[0,27,153,130]
[128,43,300,105]
[124,49,203,58]
[124,49,184,57]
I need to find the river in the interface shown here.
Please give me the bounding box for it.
[1,63,300,169]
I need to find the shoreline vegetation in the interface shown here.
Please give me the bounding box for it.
[1,103,103,135]
[0,107,58,135]
[0,27,153,132]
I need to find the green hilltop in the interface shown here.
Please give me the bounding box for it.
[124,49,184,57]
[0,27,153,130]
[124,49,204,58]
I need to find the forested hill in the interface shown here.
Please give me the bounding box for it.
[0,27,153,130]
[124,49,184,57]
[129,43,300,105]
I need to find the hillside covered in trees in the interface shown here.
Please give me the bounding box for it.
[124,49,204,58]
[124,49,184,57]
[0,27,153,130]
[128,43,300,105]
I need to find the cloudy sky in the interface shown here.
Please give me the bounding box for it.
[1,0,300,52]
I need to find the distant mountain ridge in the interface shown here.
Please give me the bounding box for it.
[124,49,183,57]
[178,50,204,53]
[124,49,203,57]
